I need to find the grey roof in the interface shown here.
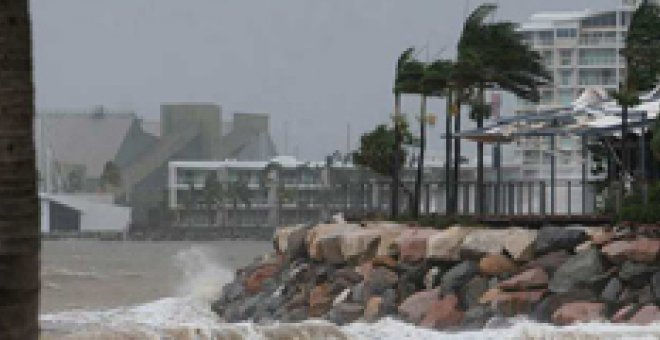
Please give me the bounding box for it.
[35,112,136,178]
[228,130,278,161]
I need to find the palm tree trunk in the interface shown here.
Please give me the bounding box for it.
[476,86,485,216]
[0,1,39,338]
[445,91,453,215]
[413,95,427,218]
[392,92,401,219]
[453,97,461,215]
[621,103,629,198]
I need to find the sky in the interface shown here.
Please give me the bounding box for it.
[31,0,621,160]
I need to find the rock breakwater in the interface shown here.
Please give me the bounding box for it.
[212,221,660,331]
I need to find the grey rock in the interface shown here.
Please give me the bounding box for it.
[531,290,597,323]
[651,272,660,301]
[351,282,366,304]
[441,261,479,293]
[282,307,308,322]
[601,277,622,303]
[382,288,398,314]
[523,250,570,275]
[619,261,657,286]
[220,281,245,304]
[549,249,603,293]
[462,306,494,329]
[326,303,364,325]
[534,227,587,255]
[460,276,490,310]
[638,285,654,305]
[365,267,399,296]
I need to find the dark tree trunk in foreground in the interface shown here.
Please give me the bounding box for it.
[0,1,39,339]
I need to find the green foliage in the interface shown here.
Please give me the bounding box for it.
[456,4,551,104]
[421,59,454,96]
[618,181,660,223]
[622,2,660,93]
[394,48,425,94]
[652,119,660,162]
[353,121,413,178]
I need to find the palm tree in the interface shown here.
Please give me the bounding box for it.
[416,59,454,217]
[614,1,660,195]
[0,2,38,338]
[455,4,550,215]
[393,48,424,218]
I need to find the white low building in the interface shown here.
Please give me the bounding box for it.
[40,193,131,237]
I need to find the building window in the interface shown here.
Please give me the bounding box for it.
[579,68,617,86]
[559,70,573,86]
[559,49,573,66]
[538,31,554,46]
[557,28,577,39]
[579,49,617,65]
[582,13,617,28]
[579,31,618,46]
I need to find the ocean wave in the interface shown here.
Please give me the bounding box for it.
[40,297,660,340]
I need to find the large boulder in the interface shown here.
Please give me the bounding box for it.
[339,228,382,260]
[499,268,549,291]
[274,225,308,257]
[314,235,346,264]
[504,228,538,262]
[441,261,479,293]
[479,288,545,316]
[628,305,660,325]
[601,277,623,303]
[523,250,570,274]
[602,239,660,264]
[534,226,587,255]
[552,302,605,325]
[426,226,471,261]
[419,294,464,329]
[363,267,399,297]
[363,296,384,322]
[398,290,439,324]
[245,263,281,295]
[326,303,364,325]
[531,290,598,323]
[307,223,360,261]
[309,284,333,317]
[459,229,510,258]
[395,228,441,263]
[651,272,660,301]
[361,223,406,257]
[618,261,658,288]
[460,276,490,309]
[549,248,604,293]
[479,254,518,276]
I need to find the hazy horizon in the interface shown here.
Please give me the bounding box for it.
[32,0,621,160]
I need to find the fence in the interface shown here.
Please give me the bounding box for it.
[171,178,602,230]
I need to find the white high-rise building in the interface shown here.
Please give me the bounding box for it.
[514,0,657,180]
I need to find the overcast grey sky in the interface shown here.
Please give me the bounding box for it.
[32,0,620,160]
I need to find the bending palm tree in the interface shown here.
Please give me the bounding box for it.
[417,59,454,217]
[456,4,550,215]
[393,48,424,218]
[0,1,39,339]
